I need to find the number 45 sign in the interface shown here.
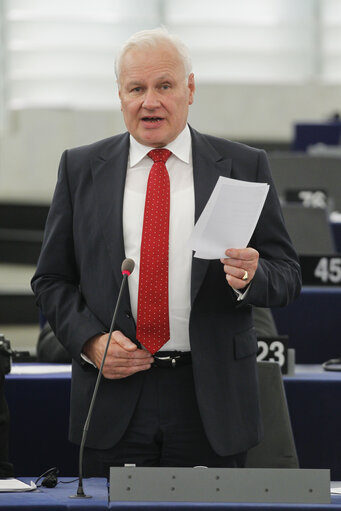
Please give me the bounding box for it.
[300,256,341,286]
[314,257,341,284]
[257,336,289,374]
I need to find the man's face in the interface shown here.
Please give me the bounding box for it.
[118,43,195,148]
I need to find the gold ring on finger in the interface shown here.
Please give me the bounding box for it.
[242,270,248,281]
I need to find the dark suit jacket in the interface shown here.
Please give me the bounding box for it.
[31,126,301,456]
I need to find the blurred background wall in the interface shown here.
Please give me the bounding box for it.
[1,0,341,204]
[1,83,341,203]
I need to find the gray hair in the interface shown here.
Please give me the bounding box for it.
[115,27,192,82]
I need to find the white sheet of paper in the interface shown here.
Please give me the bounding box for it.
[190,176,269,259]
[10,364,71,375]
[0,478,36,492]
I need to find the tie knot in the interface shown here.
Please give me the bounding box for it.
[148,149,172,164]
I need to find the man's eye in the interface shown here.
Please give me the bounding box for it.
[161,84,170,90]
[131,87,142,93]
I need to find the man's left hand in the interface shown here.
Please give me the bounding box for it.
[220,247,259,290]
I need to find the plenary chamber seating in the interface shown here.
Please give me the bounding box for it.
[0,202,48,265]
[293,120,341,152]
[268,153,341,213]
[268,152,341,364]
[0,202,50,354]
[281,204,336,255]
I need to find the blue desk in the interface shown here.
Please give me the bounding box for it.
[5,365,341,480]
[109,494,341,510]
[272,287,341,364]
[109,496,341,510]
[0,477,108,510]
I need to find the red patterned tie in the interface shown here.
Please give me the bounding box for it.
[136,149,172,354]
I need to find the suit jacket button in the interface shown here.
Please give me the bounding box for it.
[125,311,132,319]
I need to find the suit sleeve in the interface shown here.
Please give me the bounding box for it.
[31,151,106,363]
[242,150,302,307]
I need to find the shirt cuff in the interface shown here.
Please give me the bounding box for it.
[80,353,96,367]
[233,283,251,301]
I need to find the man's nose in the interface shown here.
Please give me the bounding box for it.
[142,89,160,109]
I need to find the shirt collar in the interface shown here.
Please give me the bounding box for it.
[129,124,191,167]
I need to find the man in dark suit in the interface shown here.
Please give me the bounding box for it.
[31,27,301,476]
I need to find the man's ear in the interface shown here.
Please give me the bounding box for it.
[188,73,195,105]
[118,88,123,111]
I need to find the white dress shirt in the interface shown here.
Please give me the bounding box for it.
[123,125,194,352]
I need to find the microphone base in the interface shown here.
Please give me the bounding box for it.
[69,493,92,499]
[69,485,92,499]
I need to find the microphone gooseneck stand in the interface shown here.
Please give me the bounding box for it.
[70,258,135,498]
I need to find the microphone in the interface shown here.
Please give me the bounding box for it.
[70,258,135,499]
[121,257,135,276]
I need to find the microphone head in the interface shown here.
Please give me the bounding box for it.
[121,258,135,276]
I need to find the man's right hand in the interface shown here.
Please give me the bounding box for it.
[83,330,153,379]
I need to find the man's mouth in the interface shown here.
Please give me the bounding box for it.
[141,117,163,123]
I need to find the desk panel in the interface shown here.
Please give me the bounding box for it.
[5,365,341,480]
[5,367,78,477]
[272,287,341,364]
[293,122,341,151]
[284,367,341,480]
[332,221,341,252]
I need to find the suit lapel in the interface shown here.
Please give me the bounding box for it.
[190,127,232,305]
[91,133,130,299]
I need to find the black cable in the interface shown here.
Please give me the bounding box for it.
[59,478,79,484]
[34,467,78,488]
[35,467,59,487]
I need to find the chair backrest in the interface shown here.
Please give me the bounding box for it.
[281,204,336,255]
[268,153,341,212]
[245,361,299,468]
[0,202,49,264]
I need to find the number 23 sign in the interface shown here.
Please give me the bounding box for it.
[257,336,289,374]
